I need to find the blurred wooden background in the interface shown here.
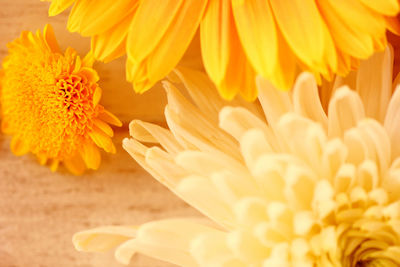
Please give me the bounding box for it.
[0,1,197,266]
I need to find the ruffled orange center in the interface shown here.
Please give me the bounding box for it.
[0,25,121,174]
[2,44,99,158]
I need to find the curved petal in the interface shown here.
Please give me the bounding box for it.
[77,0,137,36]
[232,0,278,78]
[127,0,207,93]
[359,0,400,16]
[318,0,385,60]
[43,24,61,53]
[270,0,336,75]
[91,10,134,62]
[356,46,393,122]
[73,226,137,252]
[127,0,183,63]
[80,142,101,170]
[200,0,231,85]
[328,87,366,138]
[48,0,75,16]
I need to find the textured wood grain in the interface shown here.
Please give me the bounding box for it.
[0,131,199,267]
[0,1,197,266]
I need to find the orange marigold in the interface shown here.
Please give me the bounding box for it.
[0,24,122,175]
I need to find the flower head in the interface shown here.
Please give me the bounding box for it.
[44,0,400,100]
[74,46,400,266]
[0,24,122,175]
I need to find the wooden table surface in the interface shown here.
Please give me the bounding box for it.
[0,1,198,266]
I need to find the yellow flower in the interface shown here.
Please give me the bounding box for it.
[44,0,400,101]
[0,24,122,175]
[74,46,400,266]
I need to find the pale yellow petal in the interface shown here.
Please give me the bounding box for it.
[176,176,235,228]
[129,120,183,155]
[116,219,215,266]
[256,76,292,127]
[384,85,400,159]
[292,72,328,129]
[356,46,393,122]
[328,87,366,138]
[73,226,137,252]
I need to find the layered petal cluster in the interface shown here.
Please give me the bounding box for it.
[44,0,400,101]
[74,46,400,266]
[0,24,122,175]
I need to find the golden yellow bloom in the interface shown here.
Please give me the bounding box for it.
[0,24,122,175]
[44,0,400,100]
[74,46,400,266]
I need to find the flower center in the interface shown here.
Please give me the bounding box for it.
[1,45,102,160]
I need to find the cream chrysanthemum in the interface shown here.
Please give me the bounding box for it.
[74,46,400,266]
[44,0,400,100]
[0,24,122,175]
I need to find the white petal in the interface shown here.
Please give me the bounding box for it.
[328,86,365,138]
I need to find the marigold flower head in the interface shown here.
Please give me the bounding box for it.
[0,24,122,175]
[44,0,400,101]
[74,46,400,266]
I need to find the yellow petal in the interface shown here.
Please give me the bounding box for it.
[318,0,376,59]
[91,10,135,63]
[328,0,387,37]
[78,0,137,36]
[89,127,116,154]
[67,0,92,33]
[50,159,60,172]
[200,0,231,85]
[200,0,257,101]
[92,86,102,106]
[64,154,86,175]
[359,0,400,16]
[10,136,30,156]
[48,0,75,16]
[81,142,101,170]
[270,0,336,74]
[127,0,182,63]
[93,118,114,137]
[37,154,48,165]
[43,24,61,53]
[98,110,122,127]
[127,0,207,93]
[147,0,208,83]
[232,0,278,78]
[218,43,257,101]
[269,31,297,91]
[81,51,95,67]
